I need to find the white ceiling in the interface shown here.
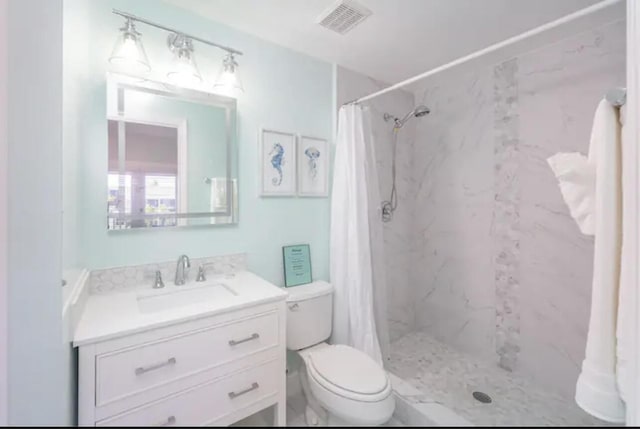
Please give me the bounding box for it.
[164,0,623,84]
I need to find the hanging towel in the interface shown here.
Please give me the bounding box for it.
[615,104,631,407]
[548,99,625,423]
[547,153,595,235]
[208,178,236,224]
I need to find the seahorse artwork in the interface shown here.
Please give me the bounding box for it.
[269,143,285,186]
[304,147,321,180]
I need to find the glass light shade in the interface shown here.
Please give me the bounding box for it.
[213,55,244,95]
[109,21,151,74]
[167,37,202,88]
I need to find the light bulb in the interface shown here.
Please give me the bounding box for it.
[214,54,244,96]
[108,19,150,74]
[166,35,202,88]
[118,37,138,60]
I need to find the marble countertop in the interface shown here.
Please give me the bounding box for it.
[73,271,287,347]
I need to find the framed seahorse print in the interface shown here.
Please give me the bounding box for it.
[259,128,297,196]
[297,136,329,197]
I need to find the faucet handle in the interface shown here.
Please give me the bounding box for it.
[181,254,191,269]
[153,270,165,289]
[196,265,206,282]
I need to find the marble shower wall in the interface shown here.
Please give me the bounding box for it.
[410,64,496,362]
[410,20,625,397]
[336,66,417,342]
[515,20,625,396]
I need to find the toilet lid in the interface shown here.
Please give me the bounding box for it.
[307,345,389,396]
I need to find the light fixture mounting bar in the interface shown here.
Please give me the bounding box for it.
[112,9,243,56]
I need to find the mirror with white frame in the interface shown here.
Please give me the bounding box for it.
[106,75,238,230]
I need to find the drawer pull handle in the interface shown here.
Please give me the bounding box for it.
[228,333,259,346]
[135,357,177,376]
[228,382,259,399]
[156,416,176,426]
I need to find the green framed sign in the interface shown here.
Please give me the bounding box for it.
[282,244,312,287]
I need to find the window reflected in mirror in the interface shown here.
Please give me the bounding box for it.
[108,120,181,229]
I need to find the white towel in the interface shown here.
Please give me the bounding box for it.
[208,178,237,225]
[615,104,631,406]
[548,99,625,423]
[547,152,595,235]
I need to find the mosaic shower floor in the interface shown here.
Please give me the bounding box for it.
[387,331,611,426]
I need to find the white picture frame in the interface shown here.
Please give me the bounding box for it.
[297,135,329,197]
[259,128,297,196]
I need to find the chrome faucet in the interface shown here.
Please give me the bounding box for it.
[153,270,165,289]
[174,254,191,285]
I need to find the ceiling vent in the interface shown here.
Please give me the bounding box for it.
[317,0,372,35]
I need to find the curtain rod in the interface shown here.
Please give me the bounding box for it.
[346,0,622,106]
[112,9,243,56]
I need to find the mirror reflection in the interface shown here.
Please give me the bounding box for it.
[106,76,237,230]
[108,120,180,228]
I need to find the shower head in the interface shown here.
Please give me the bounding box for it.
[388,105,430,128]
[414,105,430,117]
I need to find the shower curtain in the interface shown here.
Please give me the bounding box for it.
[330,104,389,365]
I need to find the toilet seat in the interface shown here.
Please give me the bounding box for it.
[305,344,391,402]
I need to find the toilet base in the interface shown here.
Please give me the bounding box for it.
[304,404,325,427]
[300,362,329,426]
[303,403,383,427]
[298,352,393,426]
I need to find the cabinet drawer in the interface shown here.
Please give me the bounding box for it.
[96,311,279,406]
[97,359,279,427]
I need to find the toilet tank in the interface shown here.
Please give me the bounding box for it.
[286,281,333,350]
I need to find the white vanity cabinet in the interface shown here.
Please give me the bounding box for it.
[75,272,288,427]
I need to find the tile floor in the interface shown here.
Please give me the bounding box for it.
[285,394,307,427]
[386,331,613,426]
[285,393,406,427]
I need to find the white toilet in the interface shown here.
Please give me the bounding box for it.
[286,281,395,426]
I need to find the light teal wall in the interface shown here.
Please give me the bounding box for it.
[182,103,228,213]
[79,0,333,286]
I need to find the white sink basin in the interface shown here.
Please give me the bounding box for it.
[137,283,238,314]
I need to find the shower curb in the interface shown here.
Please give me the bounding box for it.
[389,372,474,427]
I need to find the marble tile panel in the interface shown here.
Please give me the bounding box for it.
[411,66,496,361]
[493,57,521,371]
[514,19,625,396]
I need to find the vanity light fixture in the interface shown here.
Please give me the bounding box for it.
[214,53,244,94]
[166,33,203,87]
[109,9,244,93]
[108,18,151,74]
